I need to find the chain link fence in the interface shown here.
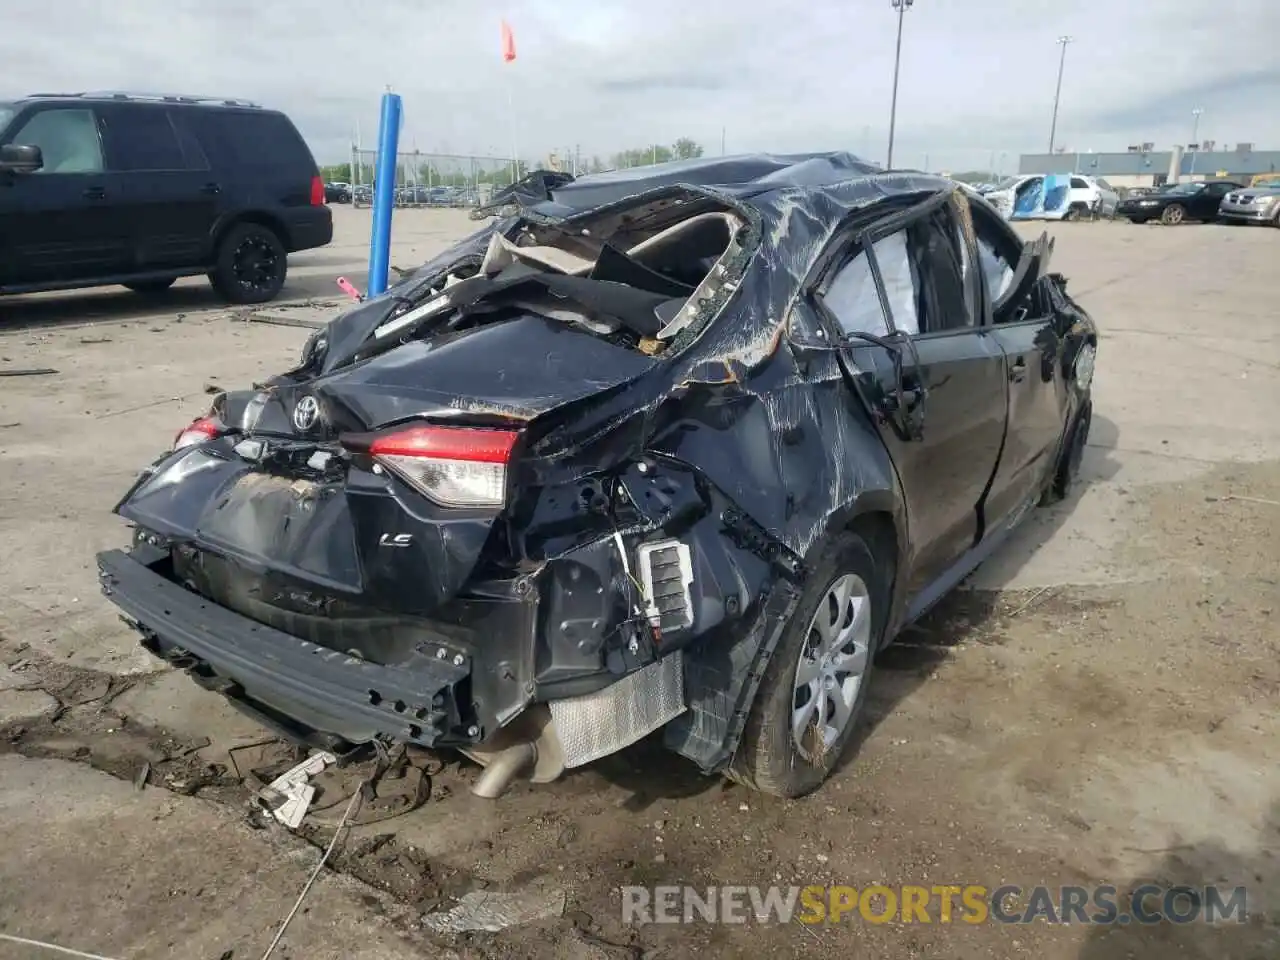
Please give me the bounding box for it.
[348,149,518,208]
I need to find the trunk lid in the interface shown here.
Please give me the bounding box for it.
[118,314,657,626]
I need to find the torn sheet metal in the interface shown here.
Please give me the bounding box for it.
[257,751,337,828]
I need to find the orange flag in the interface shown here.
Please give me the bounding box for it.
[500,20,517,63]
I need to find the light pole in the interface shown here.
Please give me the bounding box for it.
[1047,35,1074,154]
[886,0,913,170]
[1189,108,1203,174]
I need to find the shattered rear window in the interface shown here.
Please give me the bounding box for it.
[365,192,751,361]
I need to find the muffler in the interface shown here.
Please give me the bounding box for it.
[461,705,566,799]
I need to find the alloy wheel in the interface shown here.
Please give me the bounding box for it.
[792,573,872,762]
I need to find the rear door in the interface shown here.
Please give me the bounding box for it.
[0,104,129,284]
[98,104,220,270]
[974,205,1068,526]
[817,192,1009,596]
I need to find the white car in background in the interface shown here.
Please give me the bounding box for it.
[984,174,1119,221]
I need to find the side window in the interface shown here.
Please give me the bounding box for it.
[823,230,919,338]
[186,111,313,173]
[104,108,187,171]
[971,212,1020,306]
[1070,177,1089,190]
[8,108,103,174]
[822,201,977,338]
[913,203,975,332]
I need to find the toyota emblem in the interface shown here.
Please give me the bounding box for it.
[292,396,320,431]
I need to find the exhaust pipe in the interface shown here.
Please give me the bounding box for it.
[471,742,537,799]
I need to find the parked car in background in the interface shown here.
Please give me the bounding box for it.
[0,92,331,303]
[324,181,351,203]
[97,153,1097,801]
[1218,182,1280,226]
[984,174,1119,221]
[1248,173,1280,189]
[1115,180,1243,224]
[352,184,373,205]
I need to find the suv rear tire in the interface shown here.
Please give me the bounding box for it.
[727,531,886,798]
[211,222,288,304]
[123,278,177,294]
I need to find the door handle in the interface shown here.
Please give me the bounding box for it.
[1010,357,1028,383]
[200,182,221,195]
[82,186,106,200]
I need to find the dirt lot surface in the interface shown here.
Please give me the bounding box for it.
[1,209,1277,959]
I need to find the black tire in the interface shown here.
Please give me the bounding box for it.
[210,222,288,305]
[1041,397,1092,505]
[728,531,888,798]
[1160,203,1186,225]
[123,278,177,294]
[1064,205,1086,222]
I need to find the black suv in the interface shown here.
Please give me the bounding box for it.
[0,92,333,304]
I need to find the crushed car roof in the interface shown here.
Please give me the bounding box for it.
[486,152,955,218]
[322,153,962,376]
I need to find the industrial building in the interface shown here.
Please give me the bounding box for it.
[1018,143,1280,188]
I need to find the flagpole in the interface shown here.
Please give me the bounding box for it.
[500,19,520,184]
[505,75,519,184]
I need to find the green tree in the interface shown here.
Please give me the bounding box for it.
[672,137,704,160]
[606,139,704,169]
[319,163,352,182]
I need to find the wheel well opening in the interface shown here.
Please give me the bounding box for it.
[846,511,898,602]
[217,213,287,251]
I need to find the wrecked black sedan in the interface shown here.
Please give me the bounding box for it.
[97,153,1097,799]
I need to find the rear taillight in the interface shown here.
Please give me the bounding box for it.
[174,416,225,450]
[310,175,324,206]
[368,425,520,508]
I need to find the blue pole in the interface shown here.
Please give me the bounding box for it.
[367,91,402,297]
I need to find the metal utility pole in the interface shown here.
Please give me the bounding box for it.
[886,0,913,170]
[1188,108,1203,174]
[1047,35,1074,154]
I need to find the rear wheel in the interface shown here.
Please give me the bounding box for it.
[1161,203,1186,225]
[210,222,288,305]
[728,532,886,798]
[123,278,176,294]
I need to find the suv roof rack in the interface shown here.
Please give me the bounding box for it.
[27,91,263,109]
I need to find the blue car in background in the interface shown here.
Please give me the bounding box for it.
[984,174,1119,221]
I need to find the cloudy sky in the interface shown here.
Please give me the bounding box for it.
[5,0,1278,173]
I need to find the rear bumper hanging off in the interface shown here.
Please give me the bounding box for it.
[96,548,470,749]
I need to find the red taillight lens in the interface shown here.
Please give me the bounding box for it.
[310,175,324,206]
[368,425,519,508]
[174,416,224,450]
